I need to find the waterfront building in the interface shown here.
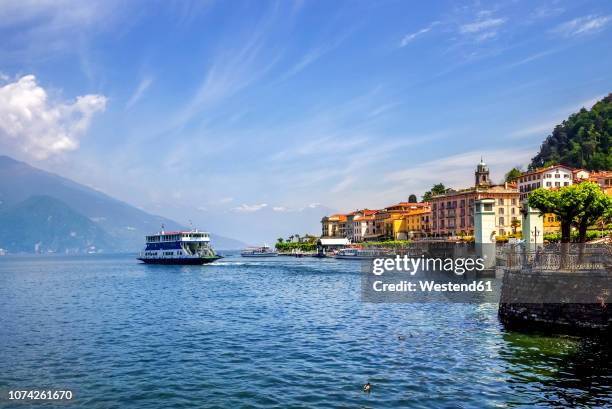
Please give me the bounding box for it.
[401,208,431,238]
[587,170,612,190]
[378,202,431,240]
[350,209,378,242]
[320,214,347,238]
[518,164,573,201]
[430,161,520,237]
[517,165,575,233]
[573,168,591,181]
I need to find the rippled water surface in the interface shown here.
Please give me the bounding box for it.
[0,254,610,408]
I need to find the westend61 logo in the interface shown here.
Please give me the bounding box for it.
[362,255,497,303]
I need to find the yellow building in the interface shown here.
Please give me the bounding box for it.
[543,213,561,234]
[379,202,431,240]
[320,214,347,238]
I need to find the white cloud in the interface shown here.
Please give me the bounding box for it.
[553,15,611,37]
[399,21,439,47]
[385,148,534,189]
[509,121,557,139]
[126,76,153,109]
[272,206,287,212]
[460,18,506,34]
[0,75,106,159]
[233,203,268,213]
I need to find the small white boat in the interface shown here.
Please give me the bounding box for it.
[241,245,278,257]
[334,248,387,260]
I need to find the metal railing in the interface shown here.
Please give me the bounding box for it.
[500,244,612,273]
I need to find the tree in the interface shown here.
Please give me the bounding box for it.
[408,194,417,203]
[528,182,611,243]
[528,188,579,243]
[277,237,284,243]
[530,93,612,171]
[422,183,447,202]
[573,182,612,243]
[511,218,521,234]
[504,167,522,183]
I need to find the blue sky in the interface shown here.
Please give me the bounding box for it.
[1,0,611,244]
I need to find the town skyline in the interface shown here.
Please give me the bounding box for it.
[1,0,612,243]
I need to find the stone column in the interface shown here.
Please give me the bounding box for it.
[521,200,543,251]
[474,198,496,269]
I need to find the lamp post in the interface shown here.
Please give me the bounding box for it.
[532,226,540,243]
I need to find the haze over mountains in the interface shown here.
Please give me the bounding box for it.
[0,155,245,253]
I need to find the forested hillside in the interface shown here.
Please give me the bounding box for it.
[530,93,612,170]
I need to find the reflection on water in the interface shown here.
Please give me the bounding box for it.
[501,332,611,407]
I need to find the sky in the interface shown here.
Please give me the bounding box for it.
[0,0,611,244]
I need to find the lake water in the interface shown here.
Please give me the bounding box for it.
[0,254,610,408]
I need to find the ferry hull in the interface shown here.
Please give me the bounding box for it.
[138,256,222,265]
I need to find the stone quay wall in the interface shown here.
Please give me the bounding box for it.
[498,269,611,334]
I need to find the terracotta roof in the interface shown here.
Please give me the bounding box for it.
[519,164,574,178]
[589,170,612,178]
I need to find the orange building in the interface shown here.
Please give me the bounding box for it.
[320,214,347,238]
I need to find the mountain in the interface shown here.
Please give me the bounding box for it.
[0,195,115,253]
[0,155,246,251]
[530,93,612,170]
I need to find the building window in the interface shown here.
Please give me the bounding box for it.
[499,198,504,205]
[546,182,552,187]
[564,182,569,186]
[499,217,505,226]
[512,198,516,205]
[499,208,504,215]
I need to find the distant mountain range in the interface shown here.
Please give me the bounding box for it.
[0,155,245,253]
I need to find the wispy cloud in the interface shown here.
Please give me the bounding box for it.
[553,15,612,37]
[509,121,558,139]
[509,94,605,140]
[281,31,350,80]
[399,21,439,47]
[233,203,268,213]
[460,18,506,34]
[383,148,534,200]
[459,17,506,41]
[170,7,282,131]
[126,75,153,109]
[503,48,562,70]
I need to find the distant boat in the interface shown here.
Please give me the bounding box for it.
[334,248,388,260]
[138,229,221,265]
[241,245,278,257]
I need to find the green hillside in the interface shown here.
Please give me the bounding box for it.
[530,93,612,170]
[0,195,115,253]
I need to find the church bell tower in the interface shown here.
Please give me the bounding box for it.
[475,157,491,187]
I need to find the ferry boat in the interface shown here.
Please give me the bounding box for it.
[138,229,221,265]
[241,245,278,257]
[334,248,388,260]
